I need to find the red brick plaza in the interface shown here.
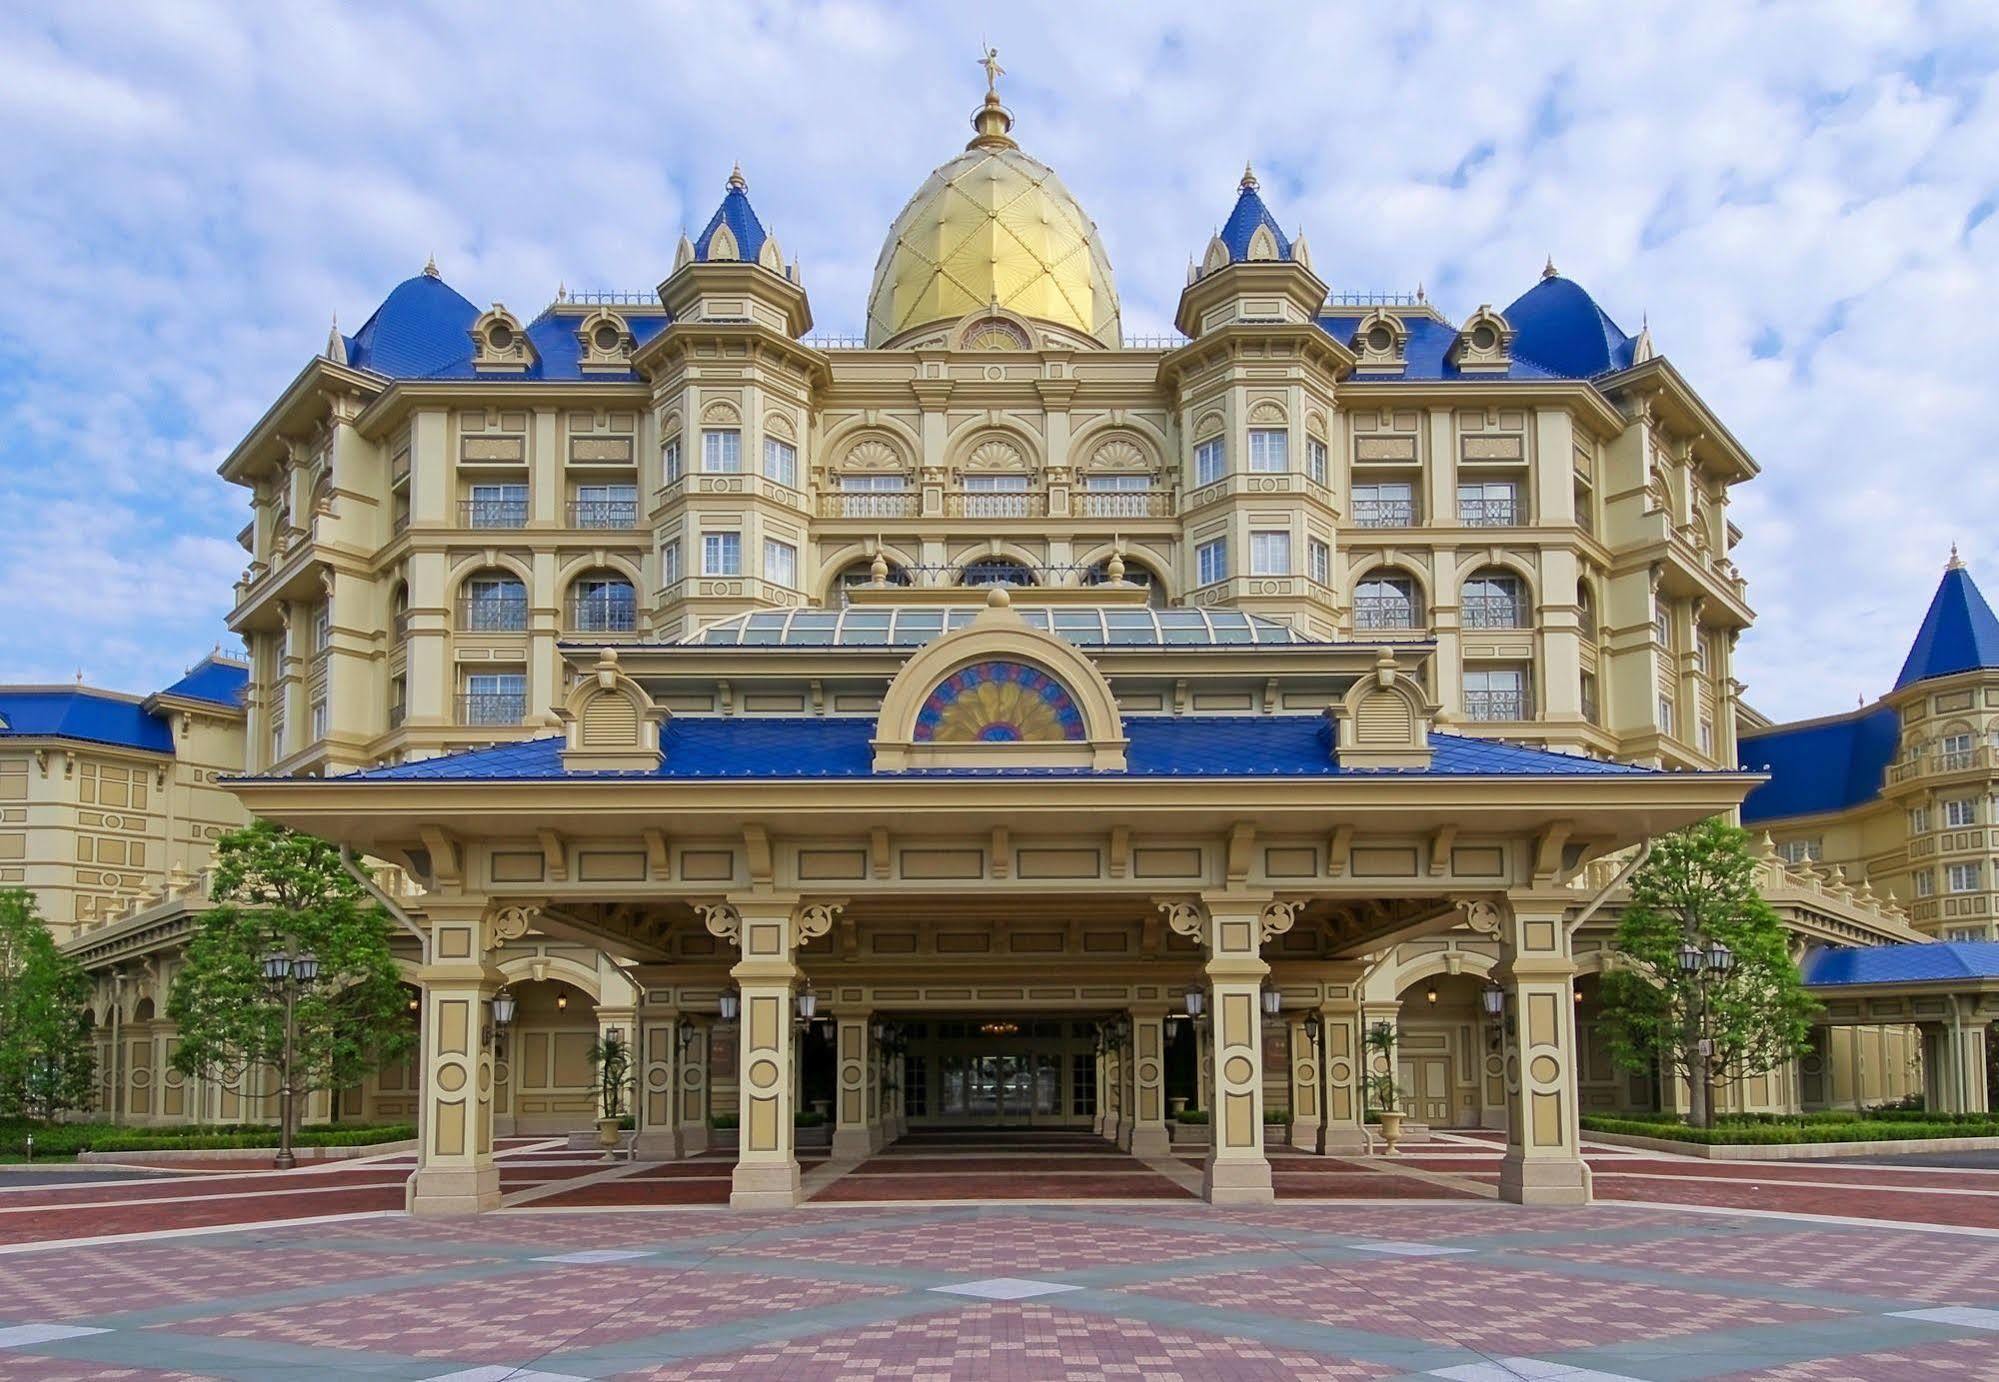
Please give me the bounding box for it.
[4,1131,1999,1378]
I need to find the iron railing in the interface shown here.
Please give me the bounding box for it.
[1353,596,1419,631]
[566,499,638,528]
[568,594,638,633]
[1459,497,1521,527]
[1352,498,1416,528]
[460,497,528,529]
[456,692,526,726]
[456,596,529,632]
[1463,689,1531,721]
[1461,594,1525,629]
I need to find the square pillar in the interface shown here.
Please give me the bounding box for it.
[676,1017,711,1156]
[1485,896,1589,1206]
[633,1009,681,1159]
[1287,1015,1321,1151]
[1128,1007,1171,1157]
[1102,1041,1123,1144]
[728,898,807,1209]
[1168,894,1282,1204]
[1931,1012,1991,1115]
[408,904,506,1217]
[1092,1044,1109,1136]
[832,1008,874,1160]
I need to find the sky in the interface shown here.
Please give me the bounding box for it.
[1,1,1995,724]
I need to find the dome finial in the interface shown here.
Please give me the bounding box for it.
[423,252,439,278]
[967,43,1017,150]
[1542,254,1558,280]
[1949,542,1964,570]
[1240,161,1258,193]
[727,161,747,192]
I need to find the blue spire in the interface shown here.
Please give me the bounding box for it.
[693,164,770,264]
[1895,553,1999,689]
[1217,164,1293,262]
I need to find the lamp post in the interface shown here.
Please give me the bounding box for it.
[1677,939,1735,1127]
[260,947,320,1170]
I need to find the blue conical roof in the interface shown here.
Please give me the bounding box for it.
[344,265,480,378]
[694,167,770,264]
[1895,559,1999,689]
[1217,167,1293,262]
[1502,269,1636,378]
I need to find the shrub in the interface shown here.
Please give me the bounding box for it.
[0,1119,413,1157]
[709,1112,739,1130]
[1581,1114,1999,1145]
[1174,1108,1210,1124]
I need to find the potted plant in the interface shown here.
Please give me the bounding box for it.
[1363,1020,1405,1152]
[587,1030,632,1152]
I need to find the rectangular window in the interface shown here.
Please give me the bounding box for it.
[1940,733,1976,769]
[701,429,742,474]
[1194,437,1225,487]
[660,539,682,586]
[1777,838,1823,865]
[1914,870,1935,898]
[1658,696,1675,735]
[763,539,797,588]
[1458,480,1519,526]
[1352,482,1414,527]
[1249,530,1291,576]
[1196,537,1228,586]
[271,719,285,762]
[662,436,682,483]
[1947,925,1988,941]
[702,532,742,576]
[1699,719,1714,757]
[763,438,798,488]
[1461,573,1525,628]
[1306,437,1328,486]
[1463,667,1528,722]
[466,483,528,529]
[1248,428,1289,473]
[1948,862,1982,893]
[1308,539,1331,586]
[1080,473,1155,518]
[312,605,331,652]
[309,698,328,740]
[1910,806,1931,834]
[1946,798,1979,828]
[839,472,911,518]
[1655,604,1673,648]
[960,472,1031,518]
[461,672,527,727]
[571,482,637,528]
[1581,671,1600,726]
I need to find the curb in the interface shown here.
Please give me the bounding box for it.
[1585,1129,1999,1160]
[78,1139,418,1165]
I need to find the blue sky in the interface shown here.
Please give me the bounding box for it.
[2,1,1996,723]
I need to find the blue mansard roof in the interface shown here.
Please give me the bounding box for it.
[1320,311,1569,383]
[0,689,175,754]
[1805,941,1999,987]
[1501,271,1638,378]
[342,267,481,377]
[1738,705,1899,825]
[1894,561,1999,690]
[1217,170,1294,263]
[324,716,1661,784]
[155,655,248,709]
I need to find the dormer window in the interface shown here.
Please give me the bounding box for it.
[1351,311,1409,371]
[576,309,633,372]
[1449,306,1514,374]
[470,305,534,373]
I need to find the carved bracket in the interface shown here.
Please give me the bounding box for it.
[1451,895,1507,940]
[1153,897,1207,941]
[792,900,846,948]
[486,900,545,944]
[1260,900,1301,943]
[695,902,741,947]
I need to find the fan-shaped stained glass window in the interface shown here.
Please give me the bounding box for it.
[913,661,1086,743]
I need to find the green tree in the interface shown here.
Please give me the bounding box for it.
[168,822,415,1141]
[1597,818,1819,1128]
[0,889,95,1120]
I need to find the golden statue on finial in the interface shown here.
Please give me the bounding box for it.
[979,43,1004,96]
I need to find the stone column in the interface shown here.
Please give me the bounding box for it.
[1196,1021,1212,1117]
[676,1016,711,1156]
[1165,894,1286,1204]
[408,902,508,1217]
[1288,1014,1321,1151]
[832,1007,874,1160]
[1480,895,1589,1205]
[721,897,815,1209]
[1930,1012,1991,1115]
[1101,1039,1122,1144]
[1316,962,1367,1153]
[633,1008,681,1159]
[1092,1042,1109,1136]
[1127,1006,1171,1157]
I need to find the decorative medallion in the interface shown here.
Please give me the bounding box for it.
[914,661,1086,743]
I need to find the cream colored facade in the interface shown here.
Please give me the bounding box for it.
[39,74,1951,1196]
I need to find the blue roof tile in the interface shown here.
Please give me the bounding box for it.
[156,655,248,709]
[695,170,770,265]
[414,309,671,382]
[1805,941,1999,987]
[320,716,1659,784]
[1501,272,1636,378]
[344,269,481,378]
[1218,171,1293,263]
[1895,562,1999,689]
[0,689,174,754]
[1738,706,1899,824]
[1319,313,1567,383]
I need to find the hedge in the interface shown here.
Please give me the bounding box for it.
[0,1120,414,1158]
[1580,1114,1999,1145]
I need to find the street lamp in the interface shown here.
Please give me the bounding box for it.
[1678,939,1735,1127]
[260,948,320,1171]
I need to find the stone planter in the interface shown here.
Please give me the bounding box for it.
[796,1123,832,1150]
[710,1125,740,1153]
[1169,1121,1211,1148]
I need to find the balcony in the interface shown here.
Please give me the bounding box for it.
[1461,596,1526,629]
[1463,689,1531,721]
[568,594,639,634]
[1353,596,1420,632]
[456,692,527,727]
[1352,499,1416,528]
[460,498,529,529]
[456,596,529,633]
[1889,745,1996,784]
[1459,498,1520,527]
[566,499,639,529]
[946,490,1046,519]
[1078,490,1172,519]
[819,491,919,520]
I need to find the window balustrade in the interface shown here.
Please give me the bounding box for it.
[1352,498,1415,527]
[456,596,529,632]
[566,499,638,528]
[456,692,527,726]
[460,497,529,529]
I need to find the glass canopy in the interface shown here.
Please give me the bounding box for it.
[679,605,1316,648]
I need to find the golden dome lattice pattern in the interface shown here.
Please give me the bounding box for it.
[866,146,1121,348]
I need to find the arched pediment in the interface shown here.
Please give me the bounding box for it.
[873,589,1127,772]
[556,649,667,772]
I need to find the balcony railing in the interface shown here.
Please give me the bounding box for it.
[567,499,638,529]
[946,490,1045,519]
[457,692,527,727]
[568,595,639,633]
[1461,595,1526,629]
[1463,689,1531,721]
[820,491,919,519]
[1078,490,1171,519]
[1352,499,1416,528]
[461,498,528,529]
[1353,597,1419,631]
[1459,497,1520,527]
[457,596,529,632]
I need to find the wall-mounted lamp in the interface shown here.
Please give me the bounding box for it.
[1425,984,1438,1005]
[1260,987,1283,1018]
[1183,987,1206,1020]
[796,985,818,1022]
[484,986,517,1050]
[556,991,568,1013]
[718,989,741,1024]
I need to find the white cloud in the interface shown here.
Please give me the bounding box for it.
[0,0,1995,723]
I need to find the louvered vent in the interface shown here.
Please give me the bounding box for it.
[582,694,638,747]
[1355,694,1411,745]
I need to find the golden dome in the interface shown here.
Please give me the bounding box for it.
[865,67,1121,348]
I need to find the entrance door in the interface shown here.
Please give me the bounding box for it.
[910,1019,1093,1128]
[1400,1055,1453,1125]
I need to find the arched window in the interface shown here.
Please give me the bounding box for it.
[569,572,637,633]
[1355,573,1420,630]
[1576,580,1598,639]
[1462,570,1526,629]
[390,581,411,641]
[1085,559,1166,607]
[835,559,912,604]
[959,558,1036,588]
[459,571,528,632]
